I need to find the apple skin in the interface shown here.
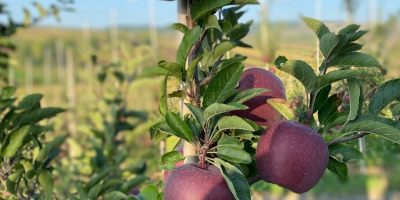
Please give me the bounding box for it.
[231,68,287,127]
[164,164,235,200]
[256,120,329,193]
[163,146,184,182]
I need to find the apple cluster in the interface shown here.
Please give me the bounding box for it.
[163,68,329,199]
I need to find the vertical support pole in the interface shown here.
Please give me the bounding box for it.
[56,40,65,104]
[43,47,52,106]
[315,0,321,70]
[260,0,270,70]
[8,66,15,86]
[25,57,33,94]
[66,49,77,137]
[110,9,119,63]
[148,0,159,58]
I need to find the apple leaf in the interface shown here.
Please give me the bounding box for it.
[190,0,232,22]
[166,112,193,143]
[1,125,30,158]
[38,170,54,198]
[217,116,255,133]
[217,56,247,71]
[230,88,268,104]
[217,136,244,149]
[327,156,348,181]
[228,21,252,41]
[158,61,182,81]
[185,103,206,127]
[217,147,251,164]
[103,191,128,200]
[229,0,259,5]
[338,43,363,54]
[303,17,330,39]
[391,103,400,118]
[312,85,331,113]
[136,67,170,79]
[318,95,339,124]
[347,30,368,43]
[327,52,381,68]
[267,98,295,120]
[203,62,244,108]
[338,24,360,35]
[160,151,185,171]
[214,158,251,200]
[347,78,362,121]
[323,111,349,133]
[316,69,361,92]
[274,57,317,92]
[1,86,16,99]
[204,15,222,32]
[151,121,176,139]
[6,169,23,195]
[17,93,43,109]
[35,134,68,166]
[369,78,400,115]
[187,56,202,82]
[319,33,348,58]
[213,41,237,60]
[20,160,35,179]
[84,168,118,192]
[341,115,400,144]
[176,26,201,67]
[219,20,232,34]
[168,90,185,99]
[119,175,148,194]
[204,103,248,121]
[140,185,159,200]
[329,144,363,163]
[158,76,168,116]
[172,23,188,33]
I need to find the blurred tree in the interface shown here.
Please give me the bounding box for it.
[342,0,359,24]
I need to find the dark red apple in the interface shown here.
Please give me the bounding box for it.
[231,68,286,127]
[164,164,235,200]
[256,120,329,193]
[163,146,184,182]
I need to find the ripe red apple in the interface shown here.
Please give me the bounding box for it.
[163,146,185,182]
[164,164,235,200]
[261,55,269,63]
[256,120,329,193]
[231,68,286,127]
[270,67,276,73]
[294,99,300,105]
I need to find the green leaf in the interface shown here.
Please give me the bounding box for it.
[17,93,43,110]
[338,24,360,34]
[168,90,185,99]
[347,78,361,121]
[323,111,349,133]
[103,191,128,200]
[347,30,367,43]
[327,156,348,181]
[275,57,317,92]
[203,62,244,108]
[151,121,175,139]
[329,144,363,162]
[176,26,201,67]
[204,103,248,121]
[319,33,348,58]
[303,17,330,39]
[316,69,361,91]
[88,185,103,199]
[229,0,259,4]
[391,103,400,118]
[312,85,331,113]
[217,147,251,164]
[140,185,159,200]
[1,125,30,158]
[159,76,168,116]
[184,103,206,127]
[230,88,268,104]
[338,43,363,54]
[6,169,23,195]
[20,160,35,179]
[158,61,182,80]
[161,150,185,171]
[35,134,68,165]
[328,52,381,68]
[38,170,54,198]
[214,158,251,200]
[136,67,170,79]
[223,9,238,27]
[205,15,222,32]
[369,79,400,115]
[120,175,148,194]
[217,136,244,149]
[0,98,16,113]
[341,115,400,144]
[172,23,188,33]
[213,41,237,60]
[190,0,232,22]
[84,167,117,192]
[267,98,295,120]
[219,20,232,34]
[166,112,193,143]
[19,107,65,125]
[217,116,255,133]
[229,21,252,41]
[1,86,16,99]
[217,56,247,71]
[98,179,124,197]
[187,56,201,82]
[318,95,339,124]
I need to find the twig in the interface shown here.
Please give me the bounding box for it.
[248,175,262,185]
[328,132,370,147]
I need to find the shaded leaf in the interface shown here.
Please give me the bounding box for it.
[103,191,128,200]
[168,90,185,99]
[176,26,201,67]
[327,156,348,181]
[316,69,361,91]
[1,86,16,99]
[161,151,185,171]
[205,15,222,32]
[120,175,148,194]
[1,125,30,158]
[6,169,23,194]
[312,85,331,113]
[229,0,259,5]
[347,30,367,43]
[184,103,206,127]
[338,43,363,54]
[159,76,168,116]
[319,33,347,58]
[323,111,349,133]
[213,41,237,60]
[369,79,400,115]
[190,0,232,21]
[318,95,339,124]
[217,136,244,149]
[329,144,363,162]
[347,78,361,121]
[338,24,360,35]
[17,93,43,110]
[187,56,201,82]
[20,107,65,125]
[140,185,159,200]
[35,134,68,165]
[228,21,252,41]
[328,52,381,68]
[166,112,193,143]
[38,170,54,198]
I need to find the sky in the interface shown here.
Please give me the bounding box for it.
[1,0,399,29]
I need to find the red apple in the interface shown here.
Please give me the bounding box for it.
[270,67,276,73]
[294,99,300,105]
[256,120,329,193]
[261,55,269,63]
[164,164,235,200]
[163,146,184,182]
[231,68,287,127]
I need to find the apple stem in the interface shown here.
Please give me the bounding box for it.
[248,175,262,186]
[199,144,209,169]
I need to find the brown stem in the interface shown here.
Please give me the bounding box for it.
[248,175,262,185]
[328,132,370,147]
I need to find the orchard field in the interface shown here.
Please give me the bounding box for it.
[2,0,400,200]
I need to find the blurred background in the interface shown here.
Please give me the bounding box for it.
[1,0,400,199]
